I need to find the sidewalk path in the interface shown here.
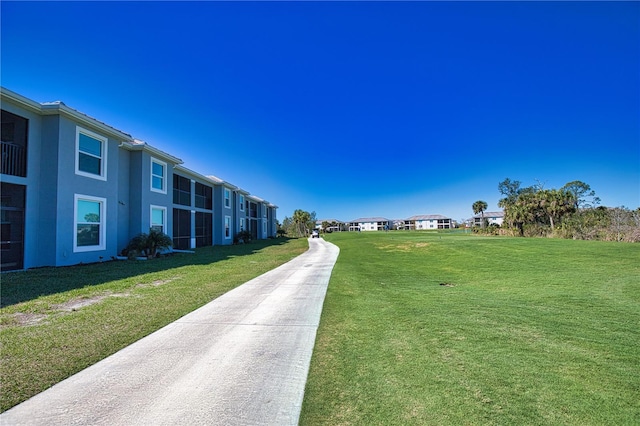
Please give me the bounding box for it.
[1,238,339,426]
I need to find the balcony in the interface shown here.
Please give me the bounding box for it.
[1,141,27,177]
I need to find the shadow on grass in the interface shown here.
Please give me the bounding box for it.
[0,238,296,308]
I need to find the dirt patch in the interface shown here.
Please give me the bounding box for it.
[54,295,108,312]
[136,276,181,289]
[376,242,431,252]
[12,312,48,327]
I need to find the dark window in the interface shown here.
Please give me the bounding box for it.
[195,212,212,247]
[1,110,28,177]
[173,174,191,206]
[172,208,191,250]
[0,183,25,271]
[194,182,212,210]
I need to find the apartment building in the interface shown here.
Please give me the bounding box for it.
[404,214,452,230]
[0,88,277,271]
[347,217,392,231]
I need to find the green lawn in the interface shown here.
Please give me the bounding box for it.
[300,232,640,425]
[0,238,307,412]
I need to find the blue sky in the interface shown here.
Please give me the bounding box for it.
[2,1,638,222]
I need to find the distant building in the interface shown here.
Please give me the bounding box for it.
[470,211,505,227]
[404,214,452,230]
[347,217,392,231]
[315,219,345,232]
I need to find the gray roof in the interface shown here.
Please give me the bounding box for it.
[316,219,344,224]
[406,214,450,221]
[349,217,391,223]
[470,211,505,219]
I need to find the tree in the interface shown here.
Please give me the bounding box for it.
[538,189,576,230]
[289,209,315,237]
[561,181,600,210]
[281,216,293,236]
[472,200,488,228]
[321,221,330,233]
[498,178,537,229]
[497,178,522,207]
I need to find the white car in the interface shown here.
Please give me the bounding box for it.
[311,230,320,238]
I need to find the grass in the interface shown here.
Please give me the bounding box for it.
[300,231,640,425]
[0,237,308,412]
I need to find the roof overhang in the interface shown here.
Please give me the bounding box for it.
[120,140,183,164]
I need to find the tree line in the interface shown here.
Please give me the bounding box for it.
[473,178,639,242]
[280,209,317,238]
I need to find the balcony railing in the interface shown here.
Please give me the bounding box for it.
[1,141,27,177]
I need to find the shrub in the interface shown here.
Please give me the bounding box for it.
[236,230,252,244]
[124,229,173,258]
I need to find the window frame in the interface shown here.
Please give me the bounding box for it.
[224,188,231,209]
[150,205,167,233]
[73,194,106,252]
[150,158,167,194]
[75,127,107,181]
[239,194,245,212]
[225,215,231,239]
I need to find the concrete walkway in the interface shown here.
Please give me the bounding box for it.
[1,238,340,426]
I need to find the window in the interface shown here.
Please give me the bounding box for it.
[1,110,28,177]
[224,188,230,208]
[225,216,231,239]
[74,194,106,252]
[151,159,166,193]
[240,218,245,231]
[195,212,212,247]
[195,182,212,210]
[263,219,267,237]
[263,205,267,218]
[239,195,245,212]
[76,127,107,180]
[150,206,166,233]
[173,174,191,206]
[173,208,191,250]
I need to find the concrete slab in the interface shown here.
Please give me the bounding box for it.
[0,238,339,426]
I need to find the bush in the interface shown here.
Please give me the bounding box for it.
[235,230,252,244]
[124,229,173,258]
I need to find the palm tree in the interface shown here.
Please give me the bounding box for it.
[292,209,311,237]
[146,228,173,257]
[472,200,488,229]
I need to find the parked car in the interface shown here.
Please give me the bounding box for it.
[311,230,320,238]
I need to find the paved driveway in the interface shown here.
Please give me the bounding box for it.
[1,238,339,426]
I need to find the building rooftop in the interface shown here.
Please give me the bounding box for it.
[406,214,450,221]
[349,217,391,223]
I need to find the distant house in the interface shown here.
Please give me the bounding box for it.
[316,219,345,232]
[404,214,452,230]
[347,217,392,231]
[470,211,505,227]
[0,87,277,271]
